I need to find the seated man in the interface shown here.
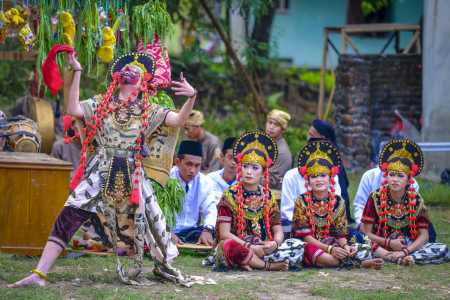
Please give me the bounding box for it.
[50,117,82,179]
[184,110,222,174]
[264,109,293,189]
[170,140,218,245]
[207,137,238,202]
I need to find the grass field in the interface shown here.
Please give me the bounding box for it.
[1,172,449,299]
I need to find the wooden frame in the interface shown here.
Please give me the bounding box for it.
[317,23,421,120]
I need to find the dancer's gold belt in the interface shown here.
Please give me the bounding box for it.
[96,147,134,158]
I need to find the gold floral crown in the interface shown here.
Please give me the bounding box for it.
[379,140,423,176]
[298,141,341,177]
[233,131,277,168]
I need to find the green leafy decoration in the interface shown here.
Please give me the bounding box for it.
[151,177,185,230]
[148,91,176,110]
[132,0,174,59]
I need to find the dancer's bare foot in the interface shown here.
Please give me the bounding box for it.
[401,256,415,266]
[242,264,253,271]
[7,273,45,288]
[269,259,289,271]
[361,258,384,270]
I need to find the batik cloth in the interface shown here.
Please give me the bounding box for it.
[185,109,205,125]
[202,184,305,271]
[291,193,372,269]
[349,231,449,264]
[303,237,372,269]
[291,193,348,240]
[202,238,305,271]
[267,109,291,130]
[361,188,429,239]
[49,93,187,285]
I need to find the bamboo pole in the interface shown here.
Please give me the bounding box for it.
[402,30,421,54]
[341,28,347,54]
[323,50,336,121]
[343,32,360,54]
[198,0,268,115]
[318,29,329,119]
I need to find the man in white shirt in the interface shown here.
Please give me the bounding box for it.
[281,166,341,227]
[169,141,218,246]
[207,137,238,202]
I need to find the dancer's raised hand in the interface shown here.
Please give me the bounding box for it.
[171,72,197,98]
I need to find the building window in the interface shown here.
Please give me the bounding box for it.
[346,0,390,37]
[276,0,289,15]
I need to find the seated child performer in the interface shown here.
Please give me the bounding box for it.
[203,131,305,271]
[207,137,238,202]
[358,140,449,265]
[292,141,383,269]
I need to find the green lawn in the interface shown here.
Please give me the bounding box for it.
[1,172,449,299]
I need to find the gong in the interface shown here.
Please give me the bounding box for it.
[28,97,54,154]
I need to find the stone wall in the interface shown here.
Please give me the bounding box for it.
[334,54,422,172]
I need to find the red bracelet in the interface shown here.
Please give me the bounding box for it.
[274,239,281,247]
[385,238,391,248]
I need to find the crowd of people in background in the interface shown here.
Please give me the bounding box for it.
[3,101,449,271]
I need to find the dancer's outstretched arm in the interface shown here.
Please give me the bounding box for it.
[67,52,84,118]
[165,72,196,127]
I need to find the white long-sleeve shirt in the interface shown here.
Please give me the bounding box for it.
[206,168,238,203]
[280,167,341,222]
[353,168,420,227]
[169,166,218,233]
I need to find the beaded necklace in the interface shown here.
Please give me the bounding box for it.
[62,72,154,204]
[377,163,420,240]
[234,153,273,241]
[300,166,339,240]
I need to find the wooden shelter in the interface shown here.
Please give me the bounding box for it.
[317,23,422,120]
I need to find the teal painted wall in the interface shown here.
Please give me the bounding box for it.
[270,0,423,68]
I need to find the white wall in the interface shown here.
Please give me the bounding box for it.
[421,0,450,180]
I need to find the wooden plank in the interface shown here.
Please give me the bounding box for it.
[324,23,420,33]
[0,51,38,61]
[28,169,70,248]
[318,29,329,119]
[0,169,30,248]
[1,247,69,257]
[0,152,73,171]
[341,29,347,54]
[402,30,421,54]
[415,31,422,54]
[0,163,73,171]
[323,51,336,121]
[343,32,360,54]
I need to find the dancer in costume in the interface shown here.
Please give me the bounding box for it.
[8,49,197,287]
[307,119,352,221]
[203,131,305,272]
[357,140,449,265]
[291,141,383,269]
